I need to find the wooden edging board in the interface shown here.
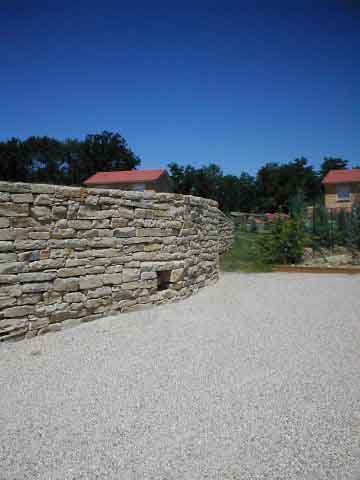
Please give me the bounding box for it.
[273,266,360,275]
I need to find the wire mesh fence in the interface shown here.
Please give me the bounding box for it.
[306,203,360,251]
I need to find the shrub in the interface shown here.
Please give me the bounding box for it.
[288,193,306,220]
[311,204,333,249]
[257,216,306,264]
[346,202,360,253]
[335,209,348,246]
[249,218,257,233]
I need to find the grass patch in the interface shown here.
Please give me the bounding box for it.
[220,231,273,273]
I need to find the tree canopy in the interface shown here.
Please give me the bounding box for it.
[0,133,353,213]
[0,131,140,185]
[319,157,348,179]
[169,156,351,213]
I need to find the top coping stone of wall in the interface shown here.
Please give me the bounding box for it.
[0,181,219,208]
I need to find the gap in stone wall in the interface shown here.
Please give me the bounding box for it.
[157,270,171,291]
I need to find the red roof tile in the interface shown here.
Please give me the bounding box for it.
[84,169,166,185]
[322,169,360,184]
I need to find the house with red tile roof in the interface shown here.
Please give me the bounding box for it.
[84,169,171,193]
[322,169,360,210]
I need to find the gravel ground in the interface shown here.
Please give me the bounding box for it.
[1,273,360,480]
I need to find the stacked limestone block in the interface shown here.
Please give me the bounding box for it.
[0,182,233,341]
[218,214,235,254]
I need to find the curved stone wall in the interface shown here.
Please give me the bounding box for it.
[218,212,236,254]
[0,182,234,341]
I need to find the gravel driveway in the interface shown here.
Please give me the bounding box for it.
[1,273,360,479]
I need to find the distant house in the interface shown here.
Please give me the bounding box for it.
[84,169,171,193]
[322,169,360,210]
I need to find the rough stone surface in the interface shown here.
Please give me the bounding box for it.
[0,229,15,241]
[11,193,33,203]
[22,283,52,294]
[0,242,14,252]
[31,206,51,219]
[0,262,25,275]
[2,305,34,318]
[170,268,185,283]
[53,278,80,293]
[0,203,29,217]
[79,276,103,290]
[218,212,235,254]
[52,206,67,219]
[0,181,234,339]
[0,218,10,228]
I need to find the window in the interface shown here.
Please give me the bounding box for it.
[336,184,350,201]
[133,183,145,192]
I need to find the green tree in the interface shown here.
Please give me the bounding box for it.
[237,172,257,212]
[256,158,320,212]
[0,138,32,182]
[346,202,360,254]
[335,209,348,246]
[80,131,140,180]
[218,174,240,212]
[257,217,306,264]
[23,136,64,184]
[168,163,223,199]
[288,192,306,220]
[168,163,198,195]
[256,162,281,211]
[320,157,348,178]
[312,203,333,249]
[0,131,141,185]
[62,138,82,185]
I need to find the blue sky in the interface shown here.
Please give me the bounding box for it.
[1,0,359,175]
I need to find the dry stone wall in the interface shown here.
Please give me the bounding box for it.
[0,182,234,341]
[218,213,235,254]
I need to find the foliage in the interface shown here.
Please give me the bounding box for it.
[224,203,360,272]
[249,217,258,233]
[288,193,306,220]
[79,131,140,177]
[0,131,140,185]
[311,203,333,249]
[305,202,360,254]
[257,217,306,264]
[0,133,352,218]
[169,156,325,214]
[346,202,360,253]
[256,158,320,212]
[0,138,32,182]
[320,157,348,179]
[168,162,245,212]
[335,209,348,246]
[169,157,322,214]
[220,232,272,273]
